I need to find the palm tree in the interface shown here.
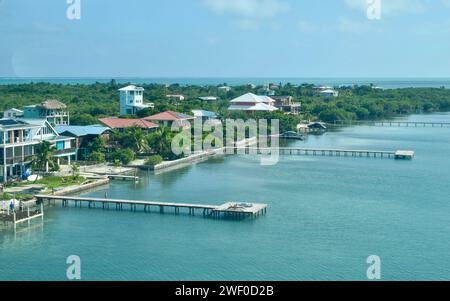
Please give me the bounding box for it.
[130,127,148,154]
[29,141,57,182]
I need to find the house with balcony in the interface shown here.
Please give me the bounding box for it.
[3,108,24,119]
[0,118,77,183]
[270,96,301,115]
[23,100,70,125]
[119,85,154,116]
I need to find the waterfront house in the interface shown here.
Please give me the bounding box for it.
[98,118,159,132]
[228,93,279,112]
[0,118,77,183]
[271,96,301,115]
[55,125,112,159]
[119,85,154,116]
[144,110,195,128]
[319,89,339,97]
[23,100,70,125]
[3,108,24,119]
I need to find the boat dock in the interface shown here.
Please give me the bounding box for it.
[0,203,44,228]
[332,120,450,128]
[35,195,267,220]
[227,147,415,159]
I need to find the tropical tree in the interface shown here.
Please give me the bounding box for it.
[29,141,57,182]
[70,164,80,180]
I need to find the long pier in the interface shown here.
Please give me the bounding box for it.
[226,147,414,159]
[35,195,267,220]
[332,120,450,128]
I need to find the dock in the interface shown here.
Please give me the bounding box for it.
[0,203,44,228]
[106,175,139,181]
[35,195,267,220]
[332,120,450,128]
[227,147,414,159]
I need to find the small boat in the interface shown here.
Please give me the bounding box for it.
[279,131,304,140]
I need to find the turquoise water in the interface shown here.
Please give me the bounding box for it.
[1,113,450,280]
[1,77,450,89]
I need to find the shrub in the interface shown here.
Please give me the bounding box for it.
[145,155,163,167]
[87,151,106,163]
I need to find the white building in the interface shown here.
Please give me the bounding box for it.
[228,93,279,112]
[3,108,24,119]
[119,85,154,116]
[319,89,339,97]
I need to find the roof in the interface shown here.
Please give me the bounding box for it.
[230,93,275,104]
[191,110,219,118]
[228,103,279,112]
[320,89,337,93]
[198,96,218,101]
[98,118,159,129]
[55,125,111,137]
[144,110,194,122]
[0,118,49,130]
[4,108,24,113]
[119,85,145,91]
[38,100,67,110]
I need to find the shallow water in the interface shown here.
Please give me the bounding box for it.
[1,113,450,280]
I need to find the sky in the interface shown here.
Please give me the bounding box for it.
[1,0,450,78]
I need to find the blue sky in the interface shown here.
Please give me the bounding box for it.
[1,0,450,78]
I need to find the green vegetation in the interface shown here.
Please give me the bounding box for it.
[2,81,449,126]
[145,155,163,167]
[28,176,86,190]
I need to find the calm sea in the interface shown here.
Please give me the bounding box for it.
[1,78,450,89]
[1,113,450,280]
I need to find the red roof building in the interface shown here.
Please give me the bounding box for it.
[98,118,159,131]
[143,110,194,127]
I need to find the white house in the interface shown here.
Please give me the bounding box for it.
[3,108,24,119]
[319,89,339,97]
[119,85,154,116]
[218,86,231,93]
[228,93,279,112]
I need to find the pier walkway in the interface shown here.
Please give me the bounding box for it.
[332,120,450,128]
[35,195,267,220]
[226,147,414,159]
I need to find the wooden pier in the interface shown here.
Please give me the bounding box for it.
[35,195,267,220]
[227,147,414,159]
[332,120,450,128]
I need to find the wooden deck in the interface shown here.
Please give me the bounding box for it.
[35,195,267,220]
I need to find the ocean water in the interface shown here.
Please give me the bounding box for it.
[1,77,450,89]
[1,113,450,280]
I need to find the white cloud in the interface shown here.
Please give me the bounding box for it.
[204,0,289,19]
[344,0,428,16]
[338,17,380,33]
[203,0,289,30]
